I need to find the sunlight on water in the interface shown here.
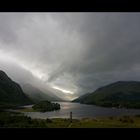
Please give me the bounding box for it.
[23,102,140,119]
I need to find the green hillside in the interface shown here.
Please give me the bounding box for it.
[73,81,140,108]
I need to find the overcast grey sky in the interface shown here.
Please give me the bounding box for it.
[0,12,140,98]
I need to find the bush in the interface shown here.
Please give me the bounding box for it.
[0,111,49,128]
[109,116,113,120]
[46,118,52,123]
[119,116,134,123]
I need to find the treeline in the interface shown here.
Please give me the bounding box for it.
[32,101,60,112]
[84,100,140,109]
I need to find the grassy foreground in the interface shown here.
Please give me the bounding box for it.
[1,111,140,128]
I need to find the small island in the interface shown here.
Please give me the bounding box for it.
[32,101,60,112]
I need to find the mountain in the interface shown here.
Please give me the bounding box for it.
[72,92,92,102]
[21,84,62,102]
[0,70,33,108]
[73,81,140,108]
[0,61,71,101]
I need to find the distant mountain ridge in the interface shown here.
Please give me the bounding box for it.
[73,81,140,109]
[21,84,62,102]
[0,70,33,108]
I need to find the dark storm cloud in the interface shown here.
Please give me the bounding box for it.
[0,13,140,98]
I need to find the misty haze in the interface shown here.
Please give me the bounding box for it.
[1,12,140,128]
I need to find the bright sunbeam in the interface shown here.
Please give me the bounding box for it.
[52,86,74,94]
[0,49,46,81]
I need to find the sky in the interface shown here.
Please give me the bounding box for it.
[0,12,140,100]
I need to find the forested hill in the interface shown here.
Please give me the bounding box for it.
[73,81,140,109]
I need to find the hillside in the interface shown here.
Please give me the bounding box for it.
[0,70,33,108]
[72,93,92,102]
[21,84,61,102]
[73,81,140,108]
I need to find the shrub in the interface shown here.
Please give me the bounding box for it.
[46,118,52,123]
[109,116,113,120]
[119,116,134,123]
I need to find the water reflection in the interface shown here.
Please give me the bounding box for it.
[23,102,140,119]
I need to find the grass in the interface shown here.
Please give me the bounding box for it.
[1,111,140,128]
[45,115,140,128]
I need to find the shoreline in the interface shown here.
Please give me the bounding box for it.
[1,110,140,128]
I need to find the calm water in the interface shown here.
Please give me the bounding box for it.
[23,102,140,119]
